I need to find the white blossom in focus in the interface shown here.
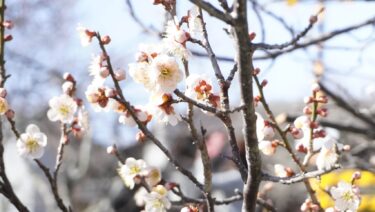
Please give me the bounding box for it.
[316,139,338,171]
[85,84,112,112]
[118,158,148,189]
[148,94,181,126]
[88,55,106,86]
[330,181,360,212]
[149,54,182,94]
[47,94,77,123]
[144,185,171,212]
[17,124,47,159]
[163,20,190,59]
[129,62,153,89]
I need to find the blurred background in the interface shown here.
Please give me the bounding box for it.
[1,0,375,211]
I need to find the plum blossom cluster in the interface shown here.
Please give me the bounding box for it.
[80,8,207,127]
[48,73,88,138]
[117,157,172,212]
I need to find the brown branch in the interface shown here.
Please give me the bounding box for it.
[319,81,375,127]
[174,89,218,114]
[188,0,233,24]
[262,164,340,184]
[253,8,324,50]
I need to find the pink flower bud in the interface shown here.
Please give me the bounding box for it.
[5,109,14,119]
[100,67,110,78]
[105,88,117,98]
[106,144,117,155]
[291,127,304,139]
[352,171,361,181]
[0,88,7,98]
[311,83,320,92]
[2,20,14,29]
[63,72,75,82]
[4,34,13,42]
[261,79,268,87]
[303,106,312,115]
[343,145,351,152]
[115,69,126,81]
[304,96,313,104]
[249,32,256,41]
[253,68,260,76]
[310,15,318,24]
[101,35,111,45]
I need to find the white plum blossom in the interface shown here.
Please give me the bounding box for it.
[85,84,112,112]
[144,167,162,187]
[258,140,277,156]
[76,25,96,47]
[129,62,153,89]
[144,185,171,212]
[17,124,47,159]
[185,74,220,110]
[0,97,9,115]
[274,164,293,178]
[47,94,77,123]
[256,113,275,141]
[188,7,203,38]
[148,94,181,126]
[149,54,182,94]
[119,108,149,127]
[118,158,148,189]
[330,181,361,212]
[88,55,107,86]
[163,20,190,59]
[316,138,338,171]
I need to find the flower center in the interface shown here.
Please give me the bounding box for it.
[130,166,141,175]
[160,67,171,78]
[342,190,354,202]
[25,137,39,152]
[152,199,163,209]
[59,105,71,117]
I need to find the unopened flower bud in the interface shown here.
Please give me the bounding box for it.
[343,145,351,152]
[164,182,177,190]
[0,88,7,98]
[5,109,14,119]
[101,35,111,45]
[136,131,146,142]
[115,69,126,81]
[303,106,312,115]
[63,72,75,82]
[4,34,12,42]
[311,83,320,92]
[253,68,260,76]
[304,96,313,104]
[62,81,74,94]
[309,15,318,24]
[352,171,361,181]
[105,88,116,98]
[2,20,14,29]
[291,127,304,139]
[75,98,83,107]
[261,79,268,87]
[106,144,117,155]
[100,67,110,78]
[249,32,256,41]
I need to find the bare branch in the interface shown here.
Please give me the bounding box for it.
[188,0,233,24]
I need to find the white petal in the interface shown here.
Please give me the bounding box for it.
[26,124,40,134]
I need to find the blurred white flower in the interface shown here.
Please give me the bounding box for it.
[149,54,182,94]
[148,94,181,126]
[17,124,47,159]
[119,108,149,127]
[47,94,77,123]
[76,25,96,47]
[316,139,338,171]
[163,20,190,59]
[274,164,293,178]
[118,158,148,189]
[144,185,171,212]
[88,55,106,86]
[188,7,203,38]
[144,167,162,187]
[129,62,153,89]
[330,181,360,212]
[294,115,310,129]
[258,140,277,156]
[0,97,9,115]
[256,113,275,141]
